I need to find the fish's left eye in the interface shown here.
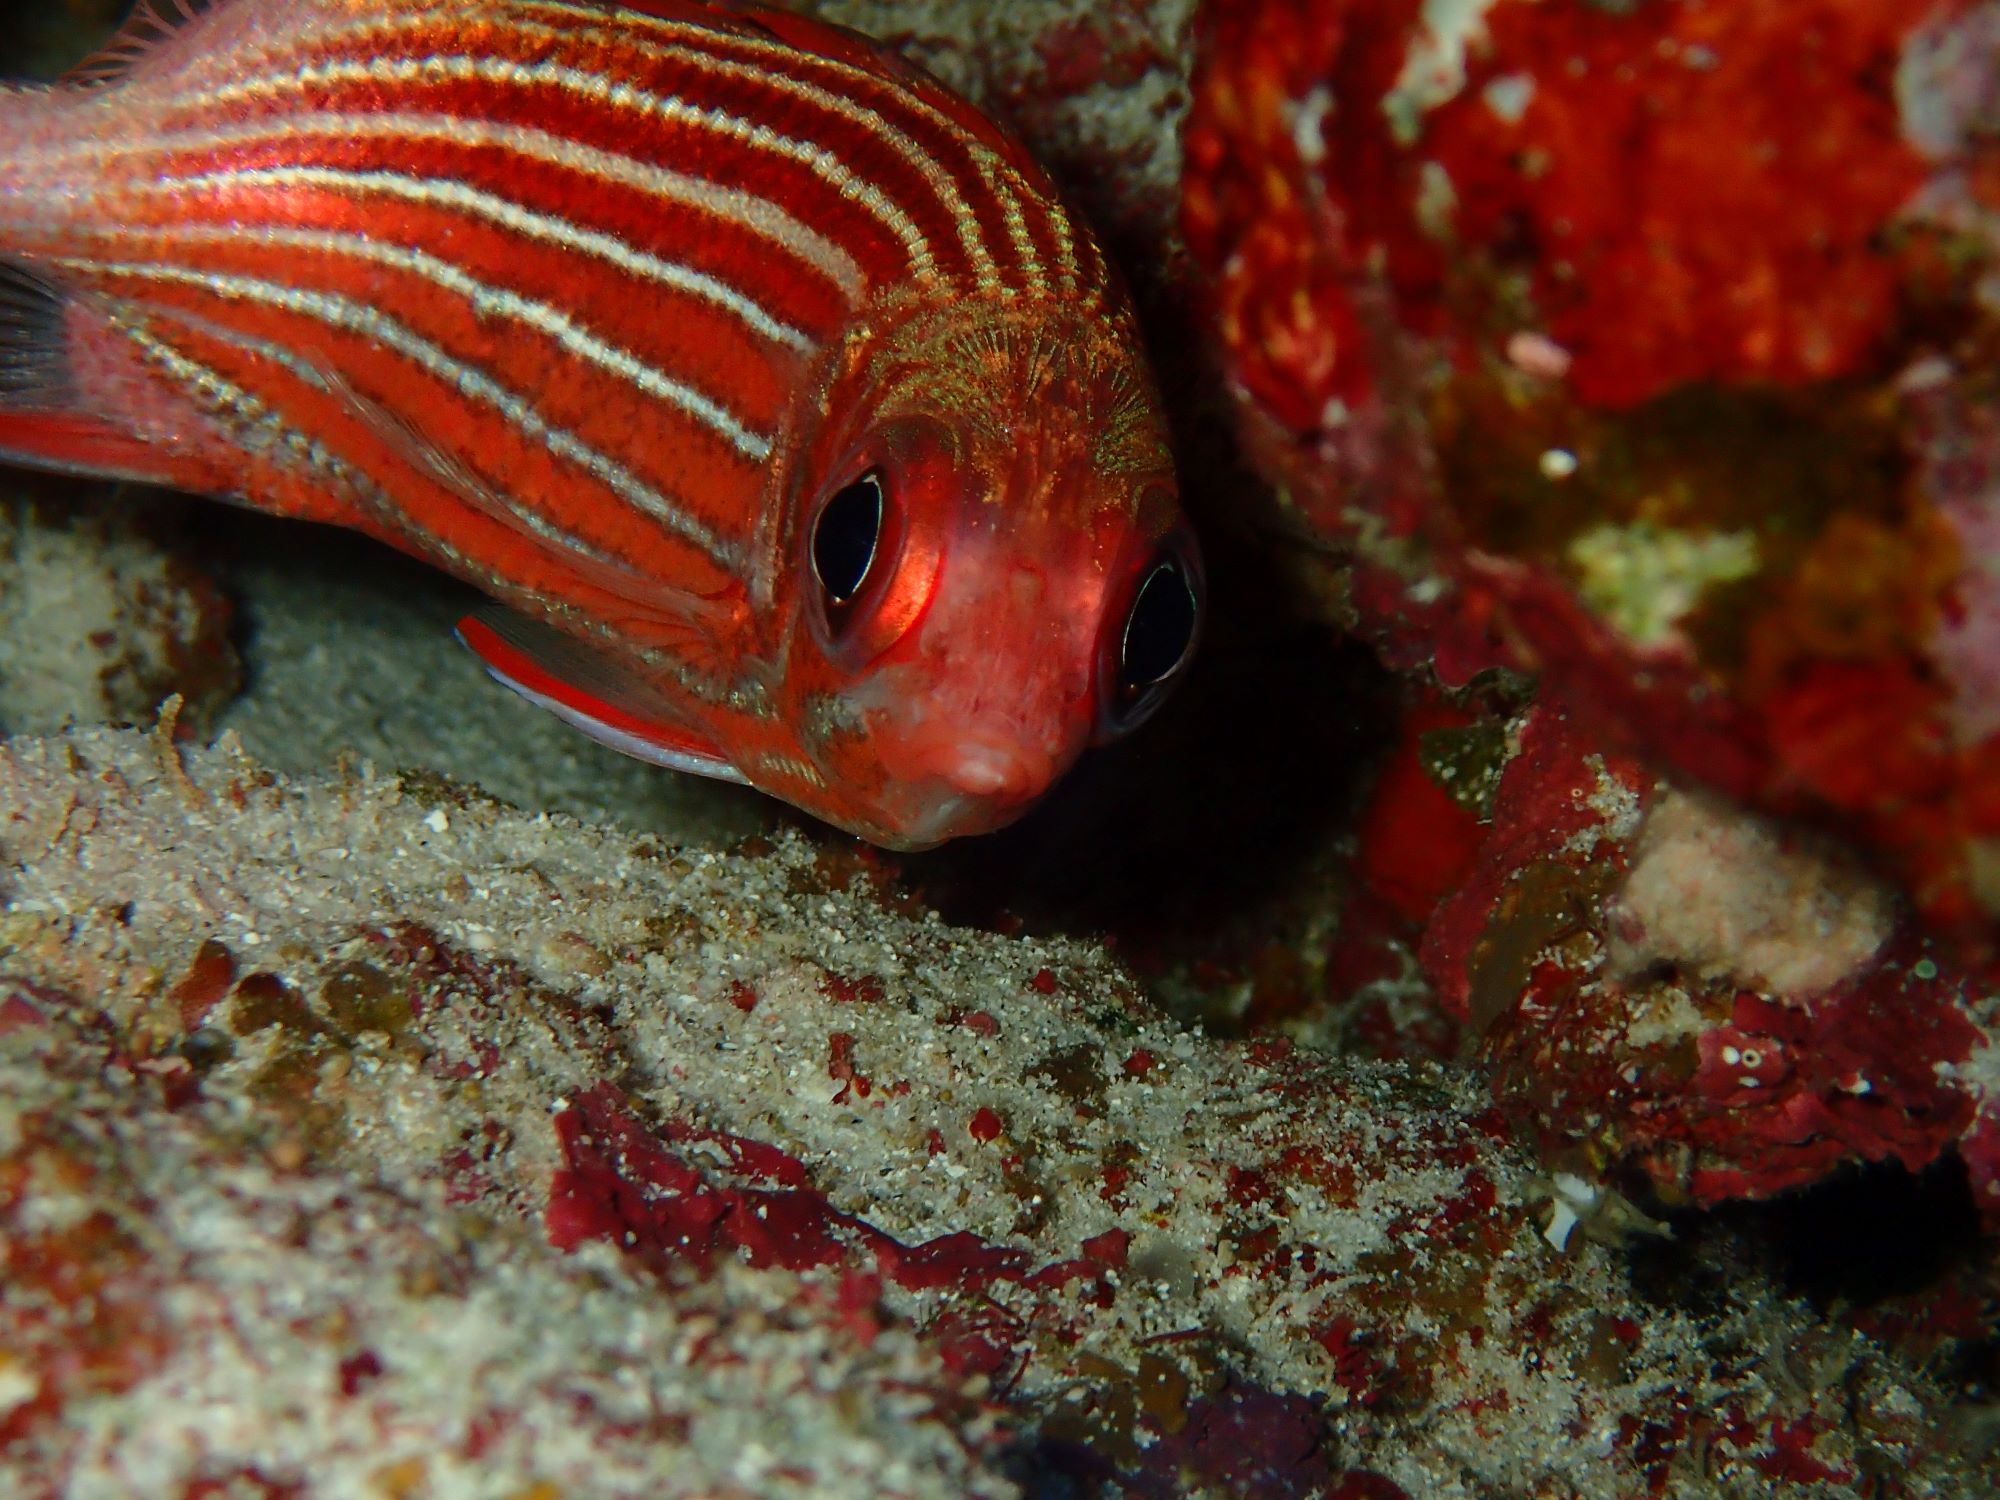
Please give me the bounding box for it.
[1099,535,1203,739]
[812,470,884,608]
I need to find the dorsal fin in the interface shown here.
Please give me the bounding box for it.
[64,0,228,89]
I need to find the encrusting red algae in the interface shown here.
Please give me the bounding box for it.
[5,0,2000,1495]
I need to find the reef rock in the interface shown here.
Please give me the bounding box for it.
[1181,0,2000,951]
[0,726,1988,1497]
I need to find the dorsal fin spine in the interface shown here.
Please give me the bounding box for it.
[62,0,228,90]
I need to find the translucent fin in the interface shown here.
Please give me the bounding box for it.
[456,609,748,784]
[64,0,228,88]
[0,258,73,408]
[0,259,183,484]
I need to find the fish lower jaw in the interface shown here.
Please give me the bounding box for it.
[858,776,1046,851]
[871,795,1001,852]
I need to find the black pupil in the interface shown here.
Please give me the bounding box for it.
[813,473,883,606]
[1121,559,1197,694]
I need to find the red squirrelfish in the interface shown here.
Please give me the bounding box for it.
[0,0,1201,847]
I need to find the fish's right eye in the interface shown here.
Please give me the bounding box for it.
[805,442,939,668]
[812,470,884,610]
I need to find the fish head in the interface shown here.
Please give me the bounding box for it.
[767,297,1202,849]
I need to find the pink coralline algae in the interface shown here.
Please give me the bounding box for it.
[1409,699,1999,1215]
[546,1082,1118,1309]
[0,983,1015,1499]
[1180,0,2000,952]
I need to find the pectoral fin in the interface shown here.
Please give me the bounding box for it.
[456,609,747,784]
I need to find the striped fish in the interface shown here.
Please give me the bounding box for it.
[0,0,1201,848]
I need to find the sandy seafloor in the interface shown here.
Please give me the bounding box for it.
[1,4,1998,1499]
[209,512,775,844]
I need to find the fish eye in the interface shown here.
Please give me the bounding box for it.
[1123,560,1199,690]
[1100,538,1203,738]
[811,470,884,608]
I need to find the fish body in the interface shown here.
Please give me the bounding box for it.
[0,0,1201,847]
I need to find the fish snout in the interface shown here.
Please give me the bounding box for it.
[920,730,1056,805]
[872,728,1065,848]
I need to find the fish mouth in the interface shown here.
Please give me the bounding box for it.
[871,790,1021,851]
[872,768,1052,849]
[874,797,980,852]
[932,733,1053,802]
[868,729,1063,848]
